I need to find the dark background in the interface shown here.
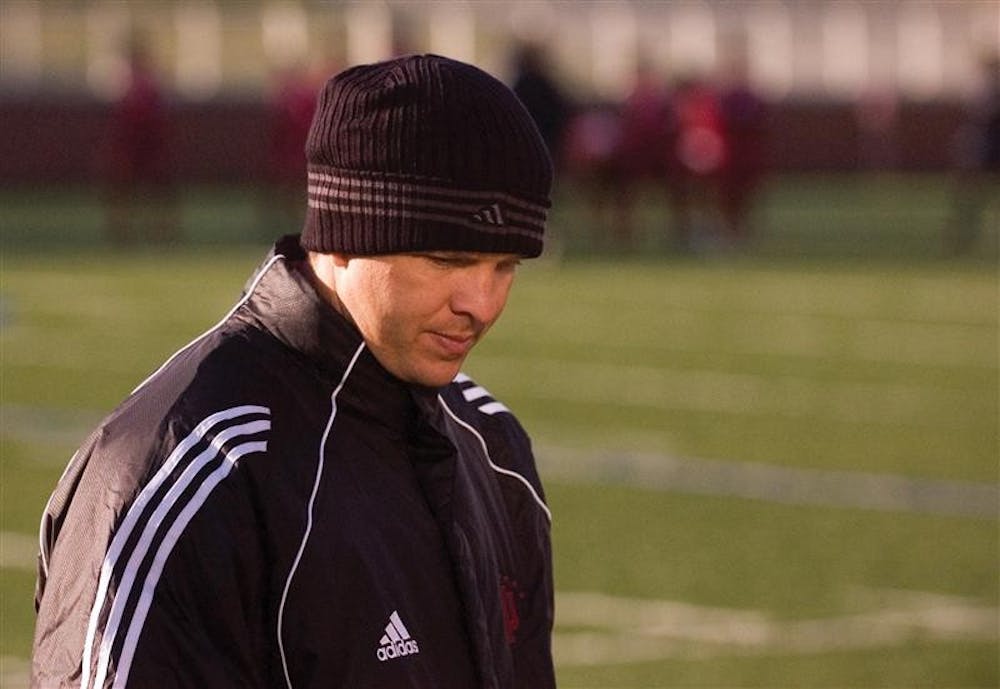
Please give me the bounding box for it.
[0,98,965,185]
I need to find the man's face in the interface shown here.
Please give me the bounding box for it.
[332,251,522,387]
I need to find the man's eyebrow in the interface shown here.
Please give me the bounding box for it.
[415,251,475,262]
[411,251,521,267]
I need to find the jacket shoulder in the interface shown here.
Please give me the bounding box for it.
[441,372,525,436]
[53,322,281,525]
[439,373,549,510]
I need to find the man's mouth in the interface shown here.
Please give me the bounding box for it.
[429,331,476,357]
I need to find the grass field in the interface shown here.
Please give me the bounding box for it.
[1,175,998,687]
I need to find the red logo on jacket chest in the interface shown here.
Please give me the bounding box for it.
[500,575,525,645]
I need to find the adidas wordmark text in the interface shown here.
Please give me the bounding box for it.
[376,610,420,662]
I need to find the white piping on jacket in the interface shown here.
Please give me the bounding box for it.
[277,341,367,689]
[438,396,552,523]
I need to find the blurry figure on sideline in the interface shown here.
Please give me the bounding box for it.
[560,102,622,248]
[718,54,768,245]
[611,59,674,249]
[511,42,571,258]
[102,37,177,244]
[511,42,572,165]
[669,73,727,251]
[262,61,321,236]
[855,85,899,172]
[945,52,1000,255]
[565,59,765,255]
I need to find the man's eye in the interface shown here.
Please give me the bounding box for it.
[425,254,470,268]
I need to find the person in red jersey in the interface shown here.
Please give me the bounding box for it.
[614,60,674,248]
[668,73,727,250]
[718,53,768,246]
[102,37,177,244]
[261,61,322,236]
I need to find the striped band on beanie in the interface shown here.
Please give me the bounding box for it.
[300,54,553,258]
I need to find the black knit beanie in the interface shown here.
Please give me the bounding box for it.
[301,54,552,258]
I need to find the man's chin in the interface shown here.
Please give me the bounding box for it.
[401,360,465,389]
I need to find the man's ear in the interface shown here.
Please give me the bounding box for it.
[308,251,350,279]
[306,252,352,319]
[306,251,338,292]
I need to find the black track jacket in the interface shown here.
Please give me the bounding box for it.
[32,235,555,689]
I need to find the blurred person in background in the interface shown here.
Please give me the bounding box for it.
[945,51,1000,255]
[669,71,727,251]
[718,50,768,246]
[510,42,572,259]
[261,60,322,237]
[559,100,623,248]
[511,42,572,166]
[101,35,177,245]
[32,55,556,689]
[855,85,900,172]
[610,58,675,250]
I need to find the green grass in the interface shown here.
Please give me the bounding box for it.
[555,642,1000,688]
[487,260,997,481]
[2,173,998,260]
[549,484,997,614]
[549,172,999,260]
[1,176,998,686]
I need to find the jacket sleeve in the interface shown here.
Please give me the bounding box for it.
[32,404,272,689]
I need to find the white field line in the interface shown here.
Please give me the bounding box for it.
[493,309,997,368]
[6,533,993,674]
[537,445,1000,519]
[2,404,103,454]
[6,399,996,520]
[3,594,992,680]
[554,590,999,666]
[473,355,988,428]
[0,339,150,374]
[9,314,994,372]
[1,656,30,689]
[518,268,996,327]
[1,531,37,571]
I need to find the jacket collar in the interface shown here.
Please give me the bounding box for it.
[241,234,439,435]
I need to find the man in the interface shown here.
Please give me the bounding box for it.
[32,54,555,689]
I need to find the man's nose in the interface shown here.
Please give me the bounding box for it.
[450,267,512,326]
